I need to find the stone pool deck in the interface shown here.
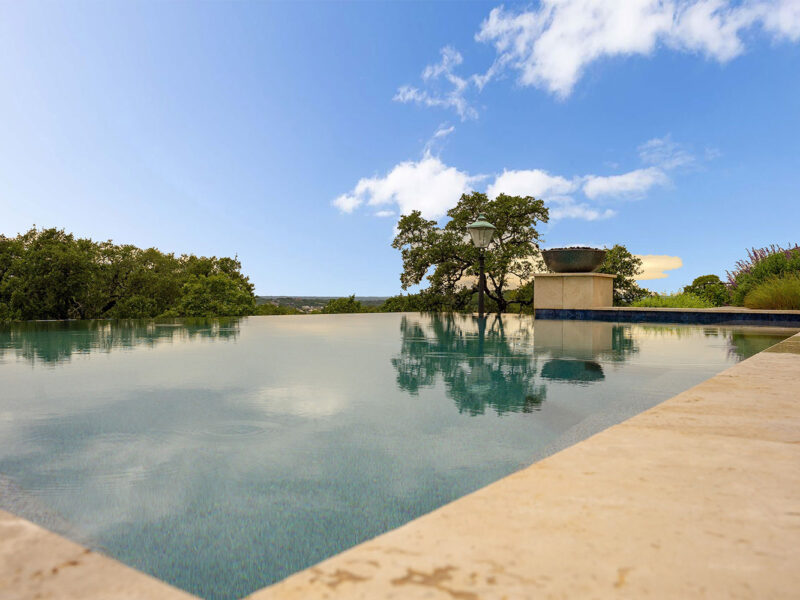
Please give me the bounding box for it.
[2,331,799,599]
[0,509,196,599]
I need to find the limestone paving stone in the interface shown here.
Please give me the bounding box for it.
[0,509,198,600]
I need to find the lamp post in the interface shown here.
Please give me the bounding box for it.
[466,213,496,318]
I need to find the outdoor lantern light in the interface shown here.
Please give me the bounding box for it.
[467,214,496,249]
[467,213,496,318]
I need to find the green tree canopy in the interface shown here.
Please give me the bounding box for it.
[321,294,373,314]
[392,192,549,313]
[596,244,650,305]
[683,274,730,306]
[0,226,256,321]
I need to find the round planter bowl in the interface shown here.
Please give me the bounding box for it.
[542,248,607,273]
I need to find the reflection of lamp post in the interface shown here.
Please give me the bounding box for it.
[477,313,486,356]
[467,214,496,318]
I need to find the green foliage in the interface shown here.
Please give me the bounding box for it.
[595,244,650,305]
[392,192,548,313]
[684,274,721,291]
[378,295,414,312]
[170,274,256,317]
[254,303,303,315]
[378,294,427,312]
[0,226,256,321]
[728,247,800,305]
[0,228,97,320]
[321,294,375,314]
[379,289,476,313]
[682,274,730,307]
[630,292,714,308]
[498,281,535,314]
[743,275,800,310]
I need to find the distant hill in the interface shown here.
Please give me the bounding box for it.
[256,296,390,311]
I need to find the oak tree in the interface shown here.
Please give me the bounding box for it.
[392,192,548,313]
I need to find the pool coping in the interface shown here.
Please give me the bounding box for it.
[2,328,799,599]
[0,509,198,599]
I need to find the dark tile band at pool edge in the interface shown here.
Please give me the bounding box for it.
[535,307,800,326]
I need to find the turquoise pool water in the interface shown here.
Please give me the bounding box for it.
[0,314,795,599]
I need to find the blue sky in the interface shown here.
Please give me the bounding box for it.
[1,1,798,295]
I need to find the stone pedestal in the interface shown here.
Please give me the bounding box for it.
[533,273,615,310]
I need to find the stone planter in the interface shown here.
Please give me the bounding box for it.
[542,247,607,273]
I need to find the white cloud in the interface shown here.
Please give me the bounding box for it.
[336,135,696,221]
[476,1,671,97]
[424,123,456,154]
[422,46,464,80]
[636,254,684,280]
[475,0,800,98]
[638,135,695,169]
[332,191,362,213]
[704,146,722,160]
[432,124,456,139]
[333,152,482,219]
[761,0,800,40]
[583,166,669,199]
[393,47,478,120]
[487,168,578,198]
[576,135,697,201]
[550,203,616,221]
[668,0,756,59]
[486,169,614,221]
[486,168,620,221]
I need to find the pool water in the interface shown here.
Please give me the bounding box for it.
[0,314,795,599]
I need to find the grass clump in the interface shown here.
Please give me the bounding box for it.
[743,275,800,310]
[630,292,714,309]
[727,244,800,305]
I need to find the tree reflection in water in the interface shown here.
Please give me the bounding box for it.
[0,318,241,365]
[392,313,546,416]
[392,316,643,416]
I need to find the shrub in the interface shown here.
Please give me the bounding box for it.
[630,292,714,309]
[743,275,800,310]
[321,295,375,314]
[379,289,476,312]
[379,294,420,312]
[727,244,800,305]
[683,274,731,306]
[254,303,303,315]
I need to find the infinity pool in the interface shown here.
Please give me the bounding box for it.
[0,314,795,599]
